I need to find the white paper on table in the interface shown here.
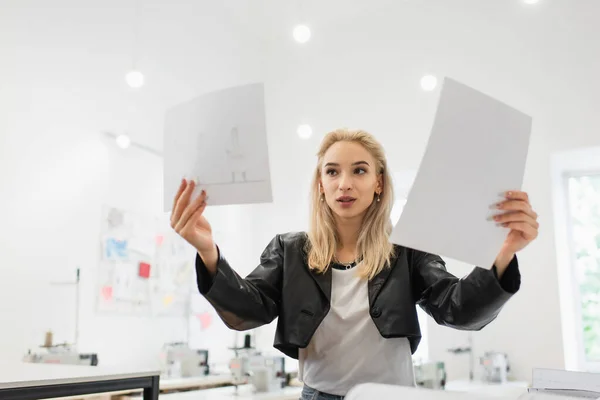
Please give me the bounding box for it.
[532,368,600,394]
[163,82,272,211]
[390,77,532,268]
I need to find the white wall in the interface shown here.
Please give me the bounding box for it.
[2,0,600,382]
[256,0,600,382]
[0,0,265,369]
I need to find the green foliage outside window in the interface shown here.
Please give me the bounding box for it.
[568,174,600,362]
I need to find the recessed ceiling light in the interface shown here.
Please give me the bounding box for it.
[116,134,131,149]
[293,25,311,44]
[297,124,313,139]
[125,70,144,88]
[420,75,438,91]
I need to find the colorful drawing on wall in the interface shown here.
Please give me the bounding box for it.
[96,205,195,317]
[101,286,113,301]
[163,295,174,306]
[196,312,213,330]
[138,262,151,279]
[104,238,128,260]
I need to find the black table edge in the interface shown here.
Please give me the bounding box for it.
[0,374,160,400]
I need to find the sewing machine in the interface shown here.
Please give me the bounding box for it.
[414,360,446,389]
[229,352,286,392]
[248,354,286,392]
[480,352,509,383]
[23,270,99,367]
[22,344,98,366]
[160,342,209,378]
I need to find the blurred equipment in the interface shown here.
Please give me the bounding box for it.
[229,333,286,392]
[229,353,286,392]
[414,360,446,390]
[23,341,98,366]
[23,269,99,366]
[160,342,209,378]
[480,352,509,383]
[247,354,286,392]
[447,332,474,381]
[229,333,255,386]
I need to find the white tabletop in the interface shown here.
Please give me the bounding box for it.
[346,383,536,400]
[153,385,302,400]
[160,374,233,390]
[0,362,159,390]
[445,380,529,398]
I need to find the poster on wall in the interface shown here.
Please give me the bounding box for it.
[96,205,196,317]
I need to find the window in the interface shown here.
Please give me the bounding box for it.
[565,173,600,363]
[552,146,600,372]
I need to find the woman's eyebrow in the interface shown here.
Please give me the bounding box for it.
[324,161,370,167]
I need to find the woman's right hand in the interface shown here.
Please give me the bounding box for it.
[170,179,216,258]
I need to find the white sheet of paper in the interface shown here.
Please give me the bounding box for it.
[532,368,600,393]
[390,77,532,268]
[163,83,272,211]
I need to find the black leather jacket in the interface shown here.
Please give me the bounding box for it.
[195,231,520,359]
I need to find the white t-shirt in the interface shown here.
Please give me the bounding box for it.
[298,264,416,396]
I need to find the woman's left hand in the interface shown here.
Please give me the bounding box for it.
[494,190,539,256]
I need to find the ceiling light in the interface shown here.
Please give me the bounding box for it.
[293,25,311,44]
[297,124,313,139]
[523,0,540,4]
[420,75,438,91]
[125,70,145,88]
[116,134,131,149]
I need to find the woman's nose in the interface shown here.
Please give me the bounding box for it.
[338,173,353,190]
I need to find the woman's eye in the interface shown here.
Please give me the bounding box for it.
[355,168,366,175]
[326,169,338,176]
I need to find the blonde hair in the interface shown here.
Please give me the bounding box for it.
[305,128,395,280]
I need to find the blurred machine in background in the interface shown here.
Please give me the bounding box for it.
[23,269,99,367]
[480,351,510,383]
[22,343,98,366]
[414,360,446,390]
[160,342,209,378]
[229,333,286,393]
[447,332,474,381]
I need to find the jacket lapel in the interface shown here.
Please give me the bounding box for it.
[299,235,333,301]
[368,247,400,305]
[309,266,332,301]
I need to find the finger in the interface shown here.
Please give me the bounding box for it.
[497,200,537,220]
[171,180,196,227]
[504,190,529,203]
[179,200,209,238]
[493,211,539,229]
[172,178,187,212]
[503,222,538,240]
[174,190,207,232]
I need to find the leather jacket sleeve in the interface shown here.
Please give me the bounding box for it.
[410,249,520,330]
[195,235,283,331]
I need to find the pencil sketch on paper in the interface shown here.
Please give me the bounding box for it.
[226,126,247,183]
[164,83,273,209]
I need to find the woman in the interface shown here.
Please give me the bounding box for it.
[170,128,539,399]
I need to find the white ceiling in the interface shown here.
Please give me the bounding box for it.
[1,0,599,154]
